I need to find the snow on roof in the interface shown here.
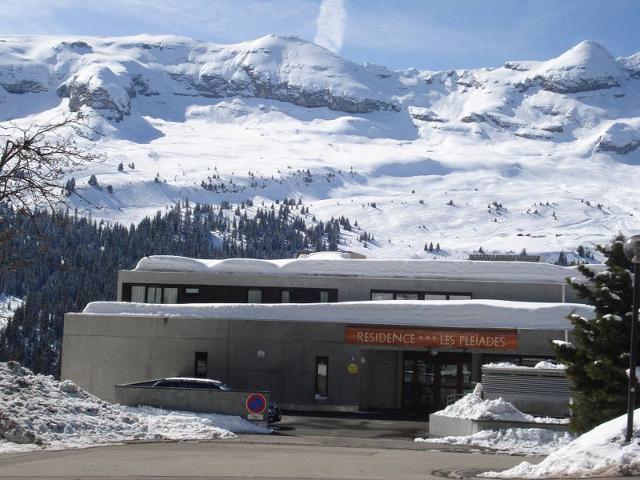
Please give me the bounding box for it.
[132,255,598,284]
[81,299,593,330]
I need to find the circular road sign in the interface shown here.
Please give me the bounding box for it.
[246,393,267,415]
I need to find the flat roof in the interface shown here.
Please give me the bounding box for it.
[130,254,599,284]
[80,299,593,331]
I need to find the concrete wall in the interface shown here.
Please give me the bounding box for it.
[428,414,569,437]
[118,270,577,304]
[62,313,362,409]
[62,313,567,410]
[114,384,269,424]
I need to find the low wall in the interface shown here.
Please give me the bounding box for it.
[428,413,569,438]
[115,382,270,425]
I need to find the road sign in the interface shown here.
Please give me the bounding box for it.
[245,393,267,415]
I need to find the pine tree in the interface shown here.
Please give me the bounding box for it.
[553,234,639,433]
[87,175,99,187]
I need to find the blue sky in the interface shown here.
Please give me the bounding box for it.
[0,0,637,70]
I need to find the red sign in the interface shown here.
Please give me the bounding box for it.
[245,393,267,415]
[345,326,518,351]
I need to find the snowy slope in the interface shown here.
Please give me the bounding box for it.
[1,35,640,258]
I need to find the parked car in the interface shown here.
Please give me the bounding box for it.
[150,377,281,423]
[151,377,232,390]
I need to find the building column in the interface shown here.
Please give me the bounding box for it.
[471,353,483,385]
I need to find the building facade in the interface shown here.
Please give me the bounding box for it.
[61,253,593,415]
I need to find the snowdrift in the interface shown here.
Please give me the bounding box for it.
[481,408,640,478]
[0,362,268,453]
[433,385,568,424]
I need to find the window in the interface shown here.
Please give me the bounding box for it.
[146,286,162,303]
[396,292,419,300]
[247,289,262,303]
[371,292,394,301]
[131,286,146,303]
[163,288,178,304]
[185,287,200,295]
[425,294,447,300]
[315,357,329,399]
[448,294,472,300]
[281,290,291,303]
[194,352,208,378]
[320,291,329,303]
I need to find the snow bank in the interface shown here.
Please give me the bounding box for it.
[416,428,575,456]
[133,255,594,284]
[434,384,567,424]
[483,361,566,370]
[81,299,593,331]
[0,362,268,453]
[481,408,640,478]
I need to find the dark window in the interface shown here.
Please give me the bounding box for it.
[247,289,262,303]
[163,288,178,303]
[131,285,146,303]
[194,352,208,378]
[448,294,472,300]
[371,290,473,301]
[315,357,329,399]
[372,291,394,300]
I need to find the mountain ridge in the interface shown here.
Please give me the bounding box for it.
[1,34,640,259]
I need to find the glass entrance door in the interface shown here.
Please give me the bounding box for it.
[402,351,472,413]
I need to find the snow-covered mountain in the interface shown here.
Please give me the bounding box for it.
[2,34,640,259]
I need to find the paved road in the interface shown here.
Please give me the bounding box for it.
[273,413,429,440]
[0,435,525,480]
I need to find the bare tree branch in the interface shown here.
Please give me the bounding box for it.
[0,112,104,215]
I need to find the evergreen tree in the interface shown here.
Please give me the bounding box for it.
[88,175,99,187]
[553,234,639,433]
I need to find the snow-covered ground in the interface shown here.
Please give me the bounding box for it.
[417,384,571,456]
[0,293,22,331]
[0,362,269,454]
[1,35,639,259]
[481,408,640,478]
[416,428,574,456]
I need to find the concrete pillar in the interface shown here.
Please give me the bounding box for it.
[471,353,483,384]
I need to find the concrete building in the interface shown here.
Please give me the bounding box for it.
[61,253,594,415]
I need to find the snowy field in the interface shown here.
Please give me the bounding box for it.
[0,362,269,454]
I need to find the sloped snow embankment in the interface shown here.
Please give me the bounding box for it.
[416,384,572,455]
[416,428,574,456]
[0,362,268,454]
[481,408,640,478]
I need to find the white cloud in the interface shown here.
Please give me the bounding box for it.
[313,0,346,52]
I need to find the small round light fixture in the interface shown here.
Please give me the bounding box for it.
[257,350,266,359]
[624,235,640,264]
